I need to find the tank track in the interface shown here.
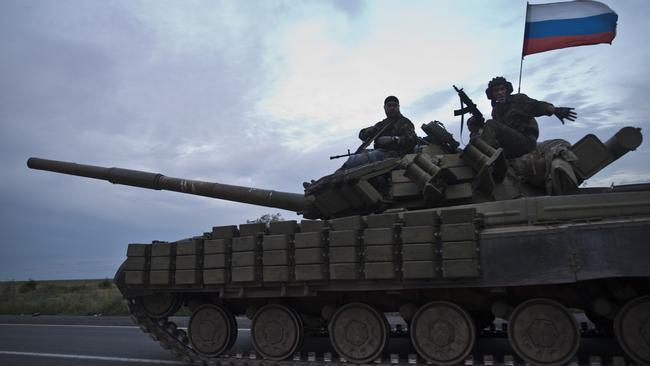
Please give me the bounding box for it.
[127,298,631,366]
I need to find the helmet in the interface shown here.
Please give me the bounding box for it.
[485,76,513,100]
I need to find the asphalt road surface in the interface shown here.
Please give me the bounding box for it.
[0,315,187,366]
[0,315,627,366]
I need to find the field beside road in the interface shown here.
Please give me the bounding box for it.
[0,279,127,315]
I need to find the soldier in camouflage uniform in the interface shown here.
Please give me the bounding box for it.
[340,95,417,169]
[468,76,576,158]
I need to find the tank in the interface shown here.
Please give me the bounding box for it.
[27,124,650,366]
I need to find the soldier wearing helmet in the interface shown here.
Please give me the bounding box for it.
[468,76,576,158]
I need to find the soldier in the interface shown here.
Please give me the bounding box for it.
[340,95,417,169]
[468,76,576,158]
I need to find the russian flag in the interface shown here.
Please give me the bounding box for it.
[523,1,618,56]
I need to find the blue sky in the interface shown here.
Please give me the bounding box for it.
[1,0,649,280]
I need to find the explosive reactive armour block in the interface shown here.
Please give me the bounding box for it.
[203,254,226,269]
[328,230,360,246]
[441,208,476,224]
[402,261,435,279]
[151,242,173,256]
[391,182,420,198]
[364,245,393,262]
[365,213,399,228]
[441,241,478,259]
[571,133,613,179]
[401,226,435,243]
[442,259,480,278]
[364,262,395,279]
[176,240,201,255]
[204,239,229,254]
[150,257,171,270]
[238,223,266,237]
[232,252,255,267]
[315,189,350,215]
[125,257,146,271]
[212,225,238,239]
[391,169,411,183]
[203,269,226,284]
[363,228,394,245]
[232,236,257,252]
[295,264,326,281]
[294,232,323,248]
[127,244,148,257]
[444,183,473,201]
[330,216,364,230]
[448,166,474,182]
[300,220,326,233]
[262,235,291,250]
[439,223,476,241]
[263,250,289,266]
[269,220,297,235]
[149,270,170,285]
[231,267,256,282]
[402,211,438,227]
[263,266,290,282]
[295,248,324,264]
[402,243,434,261]
[175,255,197,270]
[125,271,145,285]
[175,270,198,285]
[329,247,357,263]
[329,263,358,280]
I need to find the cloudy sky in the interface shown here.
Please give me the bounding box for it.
[2,0,649,280]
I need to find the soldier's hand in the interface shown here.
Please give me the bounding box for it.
[554,107,576,124]
[375,136,398,148]
[467,115,485,132]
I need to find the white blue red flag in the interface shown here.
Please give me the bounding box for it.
[522,1,618,56]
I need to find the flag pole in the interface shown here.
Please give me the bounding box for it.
[518,1,529,93]
[517,57,524,93]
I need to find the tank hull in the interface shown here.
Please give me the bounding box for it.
[115,189,650,365]
[116,190,650,297]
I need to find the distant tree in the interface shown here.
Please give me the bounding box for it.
[19,279,37,293]
[98,278,112,289]
[247,213,284,224]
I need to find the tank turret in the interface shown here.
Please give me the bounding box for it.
[28,126,642,220]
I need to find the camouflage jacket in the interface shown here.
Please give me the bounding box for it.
[358,115,417,155]
[491,93,554,140]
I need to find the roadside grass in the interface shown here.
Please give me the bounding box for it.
[0,279,128,315]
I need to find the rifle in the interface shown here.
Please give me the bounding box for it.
[330,118,398,160]
[453,85,484,138]
[329,149,353,160]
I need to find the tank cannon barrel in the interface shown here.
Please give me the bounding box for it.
[27,157,308,214]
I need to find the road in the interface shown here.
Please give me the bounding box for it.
[0,315,186,366]
[0,315,627,366]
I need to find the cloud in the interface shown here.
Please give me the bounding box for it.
[2,0,649,280]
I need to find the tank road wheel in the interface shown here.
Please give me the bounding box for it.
[508,299,580,366]
[140,293,182,319]
[188,304,237,357]
[328,303,389,364]
[251,304,304,360]
[614,295,650,365]
[410,301,475,366]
